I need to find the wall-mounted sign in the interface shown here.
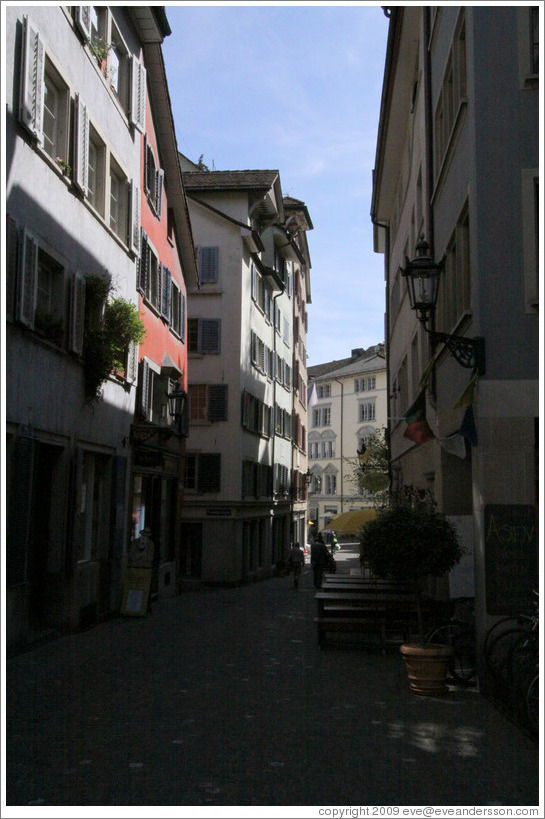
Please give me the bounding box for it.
[484,504,538,615]
[206,507,232,516]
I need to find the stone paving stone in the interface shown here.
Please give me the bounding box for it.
[5,547,540,809]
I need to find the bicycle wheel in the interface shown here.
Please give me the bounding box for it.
[426,623,476,683]
[505,631,539,695]
[485,626,533,678]
[526,673,539,737]
[484,615,535,668]
[451,628,477,683]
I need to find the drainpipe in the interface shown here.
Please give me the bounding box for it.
[423,6,438,397]
[334,377,344,514]
[272,289,283,558]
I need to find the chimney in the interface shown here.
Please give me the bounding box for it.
[351,348,364,358]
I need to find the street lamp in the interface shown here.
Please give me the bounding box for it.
[305,469,313,487]
[167,384,188,432]
[402,236,485,375]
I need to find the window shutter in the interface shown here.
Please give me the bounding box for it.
[143,135,149,194]
[197,454,221,493]
[74,94,89,195]
[6,215,18,320]
[180,292,186,342]
[200,319,220,353]
[130,180,140,256]
[139,359,150,418]
[199,247,218,283]
[20,16,45,143]
[18,228,38,327]
[208,385,228,422]
[251,262,257,299]
[137,230,148,294]
[126,341,138,384]
[161,264,171,321]
[156,169,164,218]
[131,55,146,134]
[75,6,92,40]
[70,271,86,355]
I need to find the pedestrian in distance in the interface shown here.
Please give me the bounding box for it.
[311,532,331,588]
[288,542,305,588]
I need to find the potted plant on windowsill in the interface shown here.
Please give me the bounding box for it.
[359,488,464,696]
[89,36,112,73]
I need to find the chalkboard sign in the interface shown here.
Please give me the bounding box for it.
[121,567,152,616]
[484,504,538,615]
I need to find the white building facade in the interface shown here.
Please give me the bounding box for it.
[307,346,387,535]
[4,6,174,649]
[177,159,313,583]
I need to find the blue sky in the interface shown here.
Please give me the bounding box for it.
[162,2,390,367]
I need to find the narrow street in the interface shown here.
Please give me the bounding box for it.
[6,546,539,809]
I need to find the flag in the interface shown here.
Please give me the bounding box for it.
[439,433,467,458]
[308,383,318,407]
[418,346,442,391]
[459,404,477,446]
[403,391,435,444]
[439,404,477,456]
[453,371,478,408]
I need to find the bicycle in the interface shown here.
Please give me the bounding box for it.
[525,671,539,737]
[484,591,539,738]
[484,591,538,680]
[425,597,476,684]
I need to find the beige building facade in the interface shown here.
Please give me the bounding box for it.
[307,346,387,538]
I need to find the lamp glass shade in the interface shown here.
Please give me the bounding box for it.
[167,387,187,420]
[406,269,439,315]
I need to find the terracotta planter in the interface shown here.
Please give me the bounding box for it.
[400,643,454,696]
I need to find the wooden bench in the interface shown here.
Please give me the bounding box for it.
[314,590,421,647]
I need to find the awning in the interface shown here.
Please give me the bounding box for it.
[322,509,377,536]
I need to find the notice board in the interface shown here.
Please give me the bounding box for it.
[484,504,538,615]
[121,567,152,616]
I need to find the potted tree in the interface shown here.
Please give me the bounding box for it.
[359,488,464,696]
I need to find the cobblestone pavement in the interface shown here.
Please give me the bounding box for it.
[4,546,541,813]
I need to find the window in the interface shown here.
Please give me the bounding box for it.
[317,384,331,398]
[354,377,376,393]
[242,390,272,438]
[530,7,539,74]
[78,6,145,127]
[521,172,539,311]
[144,138,163,217]
[109,19,130,109]
[198,247,219,284]
[109,157,129,241]
[76,451,111,562]
[137,360,180,427]
[171,281,186,340]
[19,17,71,166]
[185,453,221,493]
[324,473,337,496]
[16,227,84,352]
[88,125,106,216]
[42,59,70,163]
[189,384,228,422]
[188,318,221,354]
[137,231,176,323]
[74,97,139,251]
[312,407,331,427]
[436,206,470,332]
[358,402,376,423]
[434,13,467,176]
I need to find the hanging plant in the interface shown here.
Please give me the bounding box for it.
[83,276,145,403]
